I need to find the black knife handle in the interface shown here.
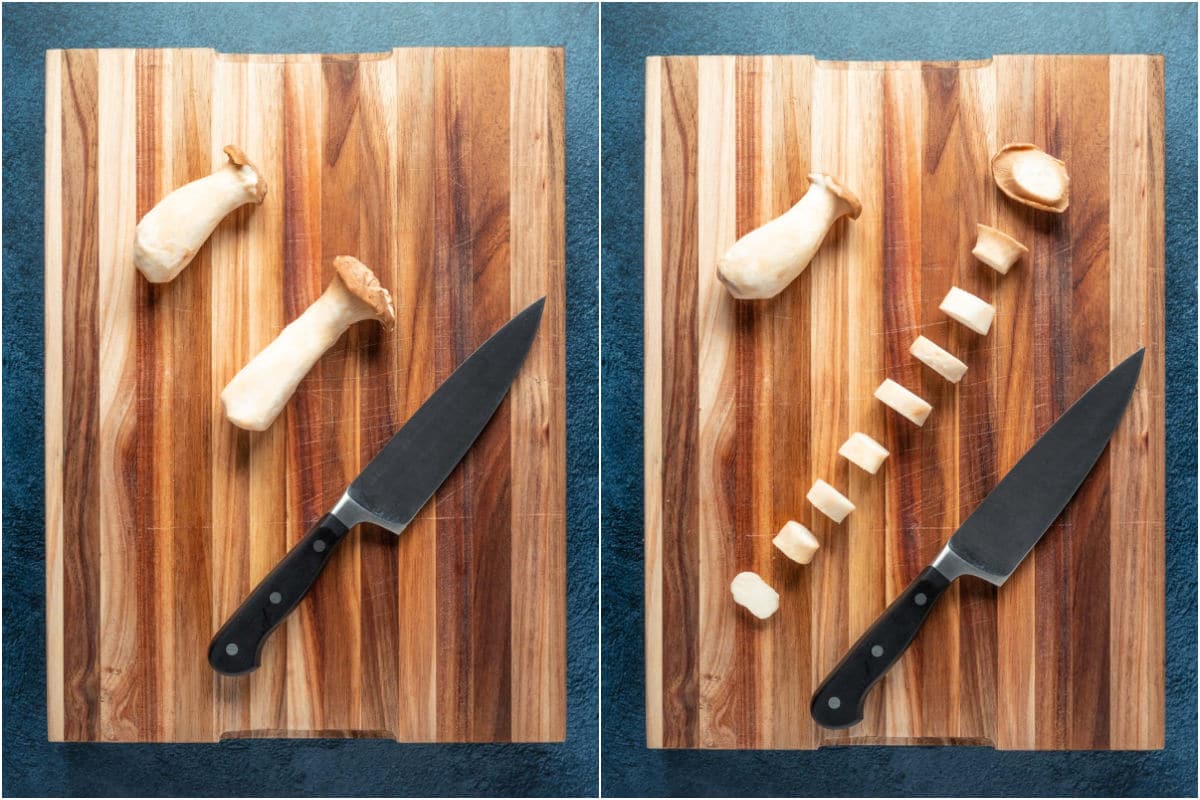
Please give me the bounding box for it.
[208,513,350,675]
[811,566,952,728]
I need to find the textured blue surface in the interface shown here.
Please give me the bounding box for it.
[2,3,598,796]
[600,3,1197,796]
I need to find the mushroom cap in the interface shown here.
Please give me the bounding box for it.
[333,255,396,329]
[807,172,863,220]
[991,143,1069,213]
[223,144,268,203]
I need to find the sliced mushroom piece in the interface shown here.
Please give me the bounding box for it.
[991,143,1069,213]
[134,145,268,283]
[807,479,855,524]
[773,520,820,565]
[874,378,932,426]
[838,432,889,475]
[910,335,968,383]
[730,571,780,620]
[717,172,862,300]
[973,224,1028,275]
[940,286,995,335]
[221,256,395,432]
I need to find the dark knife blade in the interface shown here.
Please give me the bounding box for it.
[209,297,546,675]
[811,349,1144,728]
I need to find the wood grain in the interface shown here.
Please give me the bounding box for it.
[644,54,1165,750]
[45,47,566,743]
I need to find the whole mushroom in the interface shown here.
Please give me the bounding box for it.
[717,172,861,300]
[220,256,395,432]
[134,145,267,283]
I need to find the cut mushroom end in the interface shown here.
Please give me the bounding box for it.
[910,335,968,383]
[730,571,780,620]
[991,143,1069,213]
[773,520,820,565]
[973,224,1028,275]
[838,432,889,475]
[874,378,932,426]
[807,479,855,524]
[939,286,995,335]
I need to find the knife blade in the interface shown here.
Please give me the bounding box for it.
[811,348,1144,728]
[209,297,546,675]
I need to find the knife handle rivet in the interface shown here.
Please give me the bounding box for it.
[827,696,841,710]
[871,645,884,657]
[269,592,282,605]
[313,540,327,553]
[914,592,927,606]
[225,643,238,656]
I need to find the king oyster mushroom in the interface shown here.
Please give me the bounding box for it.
[221,256,395,432]
[134,145,268,283]
[717,172,862,299]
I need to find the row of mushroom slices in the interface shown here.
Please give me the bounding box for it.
[725,142,1067,622]
[133,145,396,433]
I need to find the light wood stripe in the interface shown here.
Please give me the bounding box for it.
[509,46,567,742]
[96,48,139,741]
[44,48,65,742]
[643,55,665,749]
[695,55,738,749]
[1108,54,1166,749]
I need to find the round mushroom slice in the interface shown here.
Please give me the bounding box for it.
[973,224,1028,275]
[773,520,820,565]
[730,571,780,620]
[221,256,396,432]
[991,143,1069,213]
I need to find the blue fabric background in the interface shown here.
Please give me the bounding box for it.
[2,3,598,796]
[600,3,1197,796]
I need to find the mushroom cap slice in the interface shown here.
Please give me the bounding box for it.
[808,172,863,220]
[991,143,1069,213]
[333,255,396,329]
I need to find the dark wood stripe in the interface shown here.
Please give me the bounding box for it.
[60,48,101,742]
[916,63,963,736]
[167,49,214,740]
[460,49,514,742]
[731,55,764,747]
[659,56,701,748]
[1061,56,1112,749]
[131,48,163,739]
[432,48,468,740]
[353,59,401,736]
[951,65,998,740]
[769,57,813,748]
[1029,56,1073,748]
[881,68,925,733]
[282,59,325,728]
[316,54,368,730]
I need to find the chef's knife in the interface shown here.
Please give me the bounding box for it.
[811,349,1144,728]
[209,297,546,675]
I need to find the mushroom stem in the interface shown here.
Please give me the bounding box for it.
[221,257,395,432]
[717,172,861,300]
[135,145,267,283]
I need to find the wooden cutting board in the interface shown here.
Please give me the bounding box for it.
[45,47,565,743]
[644,55,1164,750]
